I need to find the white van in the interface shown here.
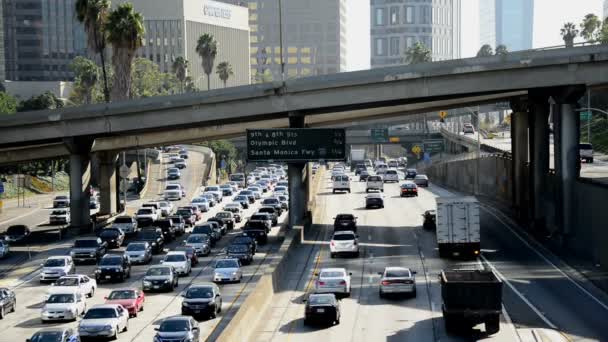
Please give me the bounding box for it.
[384,169,399,183]
[332,175,351,193]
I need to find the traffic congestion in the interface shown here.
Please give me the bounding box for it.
[0,147,293,341]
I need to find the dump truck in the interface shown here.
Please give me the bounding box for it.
[436,196,480,259]
[441,269,503,335]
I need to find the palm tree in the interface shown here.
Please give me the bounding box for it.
[405,42,431,64]
[171,57,189,94]
[476,44,494,57]
[75,0,110,103]
[105,3,145,101]
[580,14,601,42]
[494,44,508,56]
[560,22,579,47]
[216,61,233,88]
[196,34,218,90]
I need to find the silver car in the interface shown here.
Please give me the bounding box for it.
[40,256,75,283]
[213,258,242,283]
[124,242,152,264]
[184,234,211,256]
[111,216,138,235]
[0,240,9,258]
[78,304,130,340]
[314,268,352,297]
[378,267,416,298]
[41,290,86,322]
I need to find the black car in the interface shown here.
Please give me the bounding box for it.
[333,214,357,232]
[354,165,366,175]
[156,219,177,241]
[214,212,236,230]
[359,170,370,181]
[405,169,417,179]
[260,206,281,225]
[304,293,340,326]
[242,221,269,245]
[207,218,228,236]
[95,254,131,283]
[98,228,125,248]
[0,287,16,319]
[181,284,222,319]
[422,210,436,230]
[142,265,178,292]
[230,234,257,255]
[137,228,165,253]
[70,238,107,264]
[221,188,233,196]
[238,191,256,204]
[4,225,31,244]
[226,244,254,265]
[192,224,219,244]
[261,198,283,216]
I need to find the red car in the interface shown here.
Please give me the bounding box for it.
[104,288,145,317]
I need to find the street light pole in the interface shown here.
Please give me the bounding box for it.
[278,0,285,83]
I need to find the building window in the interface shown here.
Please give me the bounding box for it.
[390,7,399,25]
[375,38,386,56]
[405,6,414,24]
[421,6,430,24]
[375,8,386,26]
[405,36,414,49]
[390,37,400,56]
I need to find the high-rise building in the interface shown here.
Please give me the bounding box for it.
[0,3,5,83]
[246,0,347,81]
[370,0,462,68]
[120,0,250,90]
[3,0,87,81]
[479,0,533,52]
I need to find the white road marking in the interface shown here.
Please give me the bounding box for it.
[482,205,608,312]
[480,254,557,329]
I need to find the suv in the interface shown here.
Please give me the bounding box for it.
[137,228,165,253]
[333,214,357,233]
[70,238,107,264]
[366,176,384,193]
[243,221,269,244]
[257,207,279,226]
[53,195,70,208]
[262,198,283,215]
[98,227,125,248]
[580,143,594,163]
[95,254,131,283]
[214,212,235,230]
[332,175,351,194]
[192,224,220,244]
[136,207,159,227]
[156,219,178,242]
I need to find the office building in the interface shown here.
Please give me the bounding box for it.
[123,0,250,89]
[604,0,608,19]
[247,0,348,81]
[370,0,462,68]
[479,0,534,52]
[3,0,87,81]
[0,3,5,82]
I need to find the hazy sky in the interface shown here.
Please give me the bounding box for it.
[345,0,605,71]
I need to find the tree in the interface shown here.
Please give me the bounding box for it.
[216,61,233,88]
[131,58,163,98]
[196,34,218,91]
[405,42,431,64]
[75,0,111,103]
[476,44,494,57]
[18,92,64,112]
[580,13,601,42]
[0,92,18,114]
[201,140,238,166]
[560,22,579,47]
[69,56,98,104]
[495,44,508,56]
[184,76,199,93]
[598,18,608,44]
[172,56,188,94]
[106,3,144,101]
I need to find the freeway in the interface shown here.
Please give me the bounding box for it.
[0,149,290,341]
[253,168,608,342]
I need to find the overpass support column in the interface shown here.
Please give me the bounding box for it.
[530,94,550,232]
[510,98,529,221]
[64,137,94,231]
[97,151,118,216]
[552,87,584,238]
[288,113,306,228]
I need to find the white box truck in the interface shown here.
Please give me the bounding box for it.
[350,149,366,171]
[436,196,480,259]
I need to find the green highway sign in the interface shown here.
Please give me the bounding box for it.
[371,128,389,143]
[247,128,346,162]
[423,139,444,153]
[580,111,592,120]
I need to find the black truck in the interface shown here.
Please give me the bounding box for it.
[440,269,502,335]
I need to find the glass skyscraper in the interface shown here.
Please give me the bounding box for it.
[479,0,534,52]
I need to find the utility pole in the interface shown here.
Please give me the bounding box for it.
[587,88,591,143]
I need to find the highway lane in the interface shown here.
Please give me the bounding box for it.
[254,170,520,342]
[2,150,290,341]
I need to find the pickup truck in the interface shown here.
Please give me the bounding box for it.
[441,269,502,335]
[136,208,159,227]
[70,237,107,264]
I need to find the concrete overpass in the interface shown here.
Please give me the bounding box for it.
[2,44,607,232]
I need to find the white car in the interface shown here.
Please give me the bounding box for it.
[366,175,384,193]
[315,268,352,297]
[378,266,417,298]
[213,258,243,283]
[40,256,75,283]
[111,216,139,235]
[161,251,191,276]
[157,201,174,216]
[49,209,70,225]
[45,275,97,301]
[0,240,10,258]
[203,186,223,201]
[78,304,130,340]
[135,207,159,222]
[41,289,86,322]
[329,231,359,258]
[53,195,70,208]
[164,184,185,201]
[383,169,399,183]
[191,197,210,212]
